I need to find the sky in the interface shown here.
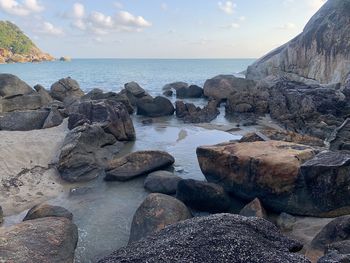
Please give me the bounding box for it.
[0,0,327,58]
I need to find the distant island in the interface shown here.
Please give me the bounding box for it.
[0,21,54,64]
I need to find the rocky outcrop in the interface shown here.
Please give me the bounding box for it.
[0,109,49,131]
[175,100,219,123]
[0,217,78,263]
[0,74,33,97]
[68,99,135,141]
[128,193,192,243]
[50,77,84,102]
[23,204,73,221]
[98,214,309,263]
[239,198,267,219]
[136,96,175,117]
[246,0,350,86]
[176,179,231,213]
[144,171,181,195]
[198,141,350,216]
[105,151,175,181]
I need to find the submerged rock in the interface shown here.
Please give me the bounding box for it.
[136,96,175,117]
[23,204,73,221]
[129,193,192,243]
[0,74,33,97]
[50,77,84,102]
[0,110,49,131]
[144,170,181,195]
[239,198,267,219]
[0,217,78,263]
[98,214,309,263]
[105,151,175,181]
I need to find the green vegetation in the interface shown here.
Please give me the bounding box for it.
[0,21,36,54]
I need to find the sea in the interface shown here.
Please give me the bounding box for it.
[1,59,257,263]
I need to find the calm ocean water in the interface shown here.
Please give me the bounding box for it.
[0,59,255,95]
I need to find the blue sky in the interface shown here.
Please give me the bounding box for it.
[0,0,327,58]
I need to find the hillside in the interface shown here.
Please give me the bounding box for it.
[0,21,54,63]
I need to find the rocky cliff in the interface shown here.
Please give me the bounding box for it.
[246,0,350,86]
[0,21,54,64]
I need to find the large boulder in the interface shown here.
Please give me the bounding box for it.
[0,74,33,97]
[136,96,175,117]
[0,217,78,263]
[42,107,64,129]
[163,82,188,92]
[23,204,73,221]
[175,100,219,123]
[144,170,182,195]
[58,124,118,182]
[50,77,84,102]
[68,99,135,141]
[176,179,231,213]
[246,0,350,86]
[98,214,309,263]
[123,82,152,106]
[176,85,203,98]
[203,75,256,101]
[105,151,175,181]
[0,110,49,131]
[129,193,192,243]
[0,94,47,113]
[34,84,53,105]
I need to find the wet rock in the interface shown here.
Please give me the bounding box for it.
[203,75,256,101]
[129,193,192,243]
[175,100,219,123]
[98,213,309,263]
[137,96,175,117]
[176,85,203,98]
[0,217,78,263]
[105,151,175,181]
[318,250,350,263]
[124,82,152,106]
[42,107,63,129]
[277,213,297,231]
[162,82,188,92]
[0,110,49,131]
[176,179,231,213]
[162,90,173,97]
[58,124,117,182]
[0,74,33,97]
[144,170,181,195]
[68,99,135,141]
[239,198,267,219]
[23,204,73,221]
[50,77,84,102]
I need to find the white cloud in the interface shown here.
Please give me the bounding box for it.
[277,22,297,30]
[218,1,236,15]
[238,16,246,21]
[0,0,43,16]
[221,22,240,29]
[37,22,64,36]
[72,2,84,19]
[116,11,152,28]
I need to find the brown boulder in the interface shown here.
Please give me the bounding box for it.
[239,198,267,219]
[23,204,73,221]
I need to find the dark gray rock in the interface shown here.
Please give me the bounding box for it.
[34,84,53,105]
[98,214,309,263]
[163,90,173,97]
[50,77,84,102]
[0,205,3,225]
[105,151,175,181]
[175,100,219,123]
[137,96,175,117]
[0,94,46,113]
[277,213,297,231]
[318,251,350,263]
[23,204,73,221]
[0,110,49,131]
[129,193,192,243]
[239,198,267,219]
[42,108,63,129]
[124,82,152,106]
[176,85,203,98]
[162,82,188,91]
[144,171,181,194]
[176,179,231,213]
[0,74,33,97]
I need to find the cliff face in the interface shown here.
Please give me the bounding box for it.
[0,21,54,64]
[246,0,350,86]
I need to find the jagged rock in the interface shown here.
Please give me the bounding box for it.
[246,0,350,86]
[68,99,135,141]
[98,214,309,263]
[176,85,203,98]
[42,107,63,129]
[123,82,152,106]
[144,171,181,194]
[329,119,350,151]
[50,77,84,102]
[105,151,175,181]
[175,100,219,123]
[34,84,53,105]
[137,96,175,117]
[128,193,192,243]
[0,110,49,131]
[239,198,267,219]
[58,124,117,182]
[203,75,256,101]
[0,74,33,97]
[176,179,231,213]
[23,204,73,221]
[0,217,78,263]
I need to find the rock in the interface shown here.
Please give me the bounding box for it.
[203,75,256,101]
[98,214,309,263]
[0,110,49,131]
[68,99,135,141]
[60,56,71,62]
[0,217,78,263]
[0,74,33,97]
[318,250,350,263]
[144,171,181,194]
[176,85,203,98]
[162,82,188,91]
[50,77,84,102]
[176,179,231,213]
[175,100,219,123]
[129,193,192,243]
[0,205,3,225]
[328,118,350,151]
[23,204,73,221]
[42,107,63,129]
[239,198,267,219]
[124,82,152,106]
[136,96,175,117]
[34,84,53,105]
[0,94,46,113]
[58,124,117,182]
[246,0,350,86]
[162,90,173,97]
[277,213,297,231]
[105,151,175,181]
